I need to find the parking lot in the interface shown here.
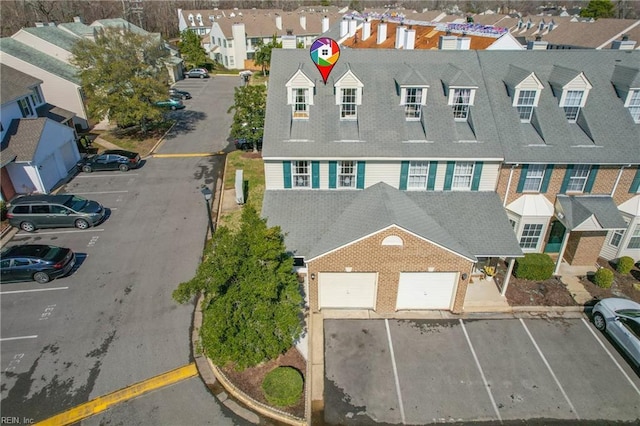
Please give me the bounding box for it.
[324,318,640,425]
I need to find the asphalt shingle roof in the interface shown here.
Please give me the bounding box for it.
[556,195,627,230]
[261,182,522,260]
[58,22,96,38]
[1,118,46,162]
[20,26,81,52]
[0,38,80,84]
[0,64,42,104]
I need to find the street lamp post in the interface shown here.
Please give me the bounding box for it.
[201,187,214,238]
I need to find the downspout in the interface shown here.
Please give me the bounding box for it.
[500,257,516,296]
[611,164,629,196]
[503,164,518,207]
[31,161,47,194]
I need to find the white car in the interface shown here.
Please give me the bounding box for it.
[592,298,640,367]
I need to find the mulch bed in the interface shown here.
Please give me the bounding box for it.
[220,347,306,419]
[579,257,640,304]
[504,276,578,306]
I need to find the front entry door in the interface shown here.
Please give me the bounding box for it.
[544,220,566,253]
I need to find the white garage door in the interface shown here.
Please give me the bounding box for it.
[39,153,61,192]
[396,272,458,310]
[319,273,377,309]
[59,140,79,172]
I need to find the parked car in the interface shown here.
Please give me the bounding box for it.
[1,244,76,284]
[169,88,192,100]
[185,68,210,79]
[7,194,106,232]
[592,297,640,367]
[155,99,185,110]
[234,137,263,151]
[77,150,141,172]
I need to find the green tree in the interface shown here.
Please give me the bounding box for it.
[71,27,169,131]
[178,29,209,70]
[227,84,266,151]
[173,206,304,370]
[254,35,282,76]
[580,0,616,18]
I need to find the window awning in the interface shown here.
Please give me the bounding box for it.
[556,195,627,231]
[506,194,554,217]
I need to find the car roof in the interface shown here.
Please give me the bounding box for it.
[103,149,138,158]
[1,244,55,258]
[11,194,72,205]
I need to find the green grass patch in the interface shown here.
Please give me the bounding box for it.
[96,120,174,156]
[219,150,264,230]
[261,366,303,407]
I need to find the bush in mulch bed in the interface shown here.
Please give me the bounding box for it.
[261,366,304,407]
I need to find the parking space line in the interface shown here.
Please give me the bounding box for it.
[68,190,129,195]
[17,229,105,235]
[1,286,69,295]
[459,319,502,422]
[0,335,38,342]
[74,174,139,178]
[581,317,640,396]
[519,318,580,419]
[384,319,406,424]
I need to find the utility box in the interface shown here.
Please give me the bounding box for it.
[235,169,245,204]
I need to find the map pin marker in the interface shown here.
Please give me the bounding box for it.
[310,37,340,85]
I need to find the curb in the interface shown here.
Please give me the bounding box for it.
[146,122,176,157]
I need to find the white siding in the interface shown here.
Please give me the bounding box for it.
[435,161,447,190]
[264,161,284,190]
[599,230,620,261]
[319,161,329,189]
[364,161,400,189]
[479,162,500,191]
[12,30,75,64]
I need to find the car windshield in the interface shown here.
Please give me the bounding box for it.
[616,309,640,318]
[9,245,62,261]
[63,196,88,211]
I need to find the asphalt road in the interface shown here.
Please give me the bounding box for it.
[0,76,245,424]
[324,318,640,425]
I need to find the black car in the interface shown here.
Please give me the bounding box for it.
[169,88,192,100]
[234,138,263,151]
[1,245,76,284]
[77,150,141,172]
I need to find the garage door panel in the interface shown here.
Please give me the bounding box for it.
[319,273,376,309]
[396,272,457,310]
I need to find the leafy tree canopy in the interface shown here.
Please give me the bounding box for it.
[254,35,282,76]
[71,26,170,130]
[178,29,209,70]
[580,0,616,18]
[227,84,266,150]
[173,205,304,370]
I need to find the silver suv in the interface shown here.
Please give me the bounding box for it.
[6,194,106,232]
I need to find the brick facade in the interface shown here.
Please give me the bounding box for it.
[614,167,640,205]
[564,231,607,266]
[307,226,473,315]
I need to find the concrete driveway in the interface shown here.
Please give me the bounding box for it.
[324,318,640,425]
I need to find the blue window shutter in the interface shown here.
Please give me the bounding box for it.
[559,164,574,194]
[283,161,292,189]
[329,161,337,189]
[357,161,366,189]
[516,164,529,193]
[312,161,320,188]
[540,164,554,193]
[399,161,409,190]
[444,161,455,190]
[630,168,640,193]
[427,161,438,190]
[584,165,598,193]
[471,162,483,191]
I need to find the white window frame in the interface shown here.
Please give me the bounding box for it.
[18,98,33,118]
[451,88,472,120]
[292,161,310,188]
[520,223,544,250]
[628,224,640,249]
[566,164,591,193]
[293,88,309,119]
[452,161,474,190]
[516,89,537,122]
[404,87,423,120]
[338,161,356,188]
[626,90,640,124]
[340,88,357,119]
[562,90,583,122]
[523,164,545,192]
[407,161,429,190]
[609,228,624,248]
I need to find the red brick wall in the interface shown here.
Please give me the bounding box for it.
[613,167,640,205]
[1,167,16,201]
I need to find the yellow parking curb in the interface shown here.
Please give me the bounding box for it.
[35,363,198,425]
[152,152,224,158]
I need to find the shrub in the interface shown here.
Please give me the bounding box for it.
[0,200,6,221]
[616,256,635,275]
[593,268,614,289]
[261,366,303,407]
[513,253,555,280]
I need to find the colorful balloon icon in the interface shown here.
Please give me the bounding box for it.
[310,37,340,84]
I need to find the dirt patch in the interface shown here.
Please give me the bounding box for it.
[241,151,262,159]
[504,276,578,306]
[220,347,306,419]
[579,257,640,304]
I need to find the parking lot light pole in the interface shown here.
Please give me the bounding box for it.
[200,187,214,238]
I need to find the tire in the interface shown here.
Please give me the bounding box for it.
[182,95,187,100]
[33,271,50,284]
[200,74,204,79]
[119,164,129,172]
[82,165,92,173]
[170,105,177,110]
[75,219,90,230]
[20,221,36,232]
[593,312,606,331]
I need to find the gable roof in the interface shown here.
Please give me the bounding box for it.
[1,118,47,161]
[556,195,627,230]
[58,22,96,38]
[0,38,80,84]
[262,182,522,260]
[19,26,81,52]
[0,64,42,105]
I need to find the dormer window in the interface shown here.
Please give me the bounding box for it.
[188,14,195,25]
[626,90,640,123]
[505,67,543,124]
[196,14,203,25]
[562,90,583,122]
[334,69,363,121]
[400,87,427,119]
[293,88,309,118]
[286,69,315,120]
[18,98,33,118]
[516,90,537,122]
[550,67,592,123]
[340,88,357,119]
[449,88,474,120]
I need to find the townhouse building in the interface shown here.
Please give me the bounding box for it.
[1,64,80,201]
[260,48,640,317]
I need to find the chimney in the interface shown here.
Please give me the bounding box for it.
[300,15,306,30]
[439,35,457,50]
[457,37,471,50]
[275,14,282,30]
[35,22,44,27]
[612,35,637,50]
[340,18,348,37]
[395,25,405,49]
[73,16,84,23]
[281,34,297,49]
[404,28,416,50]
[377,21,387,44]
[322,16,329,33]
[527,36,549,50]
[348,17,357,37]
[362,19,371,41]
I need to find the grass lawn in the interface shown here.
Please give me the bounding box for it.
[218,150,264,230]
[92,120,174,156]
